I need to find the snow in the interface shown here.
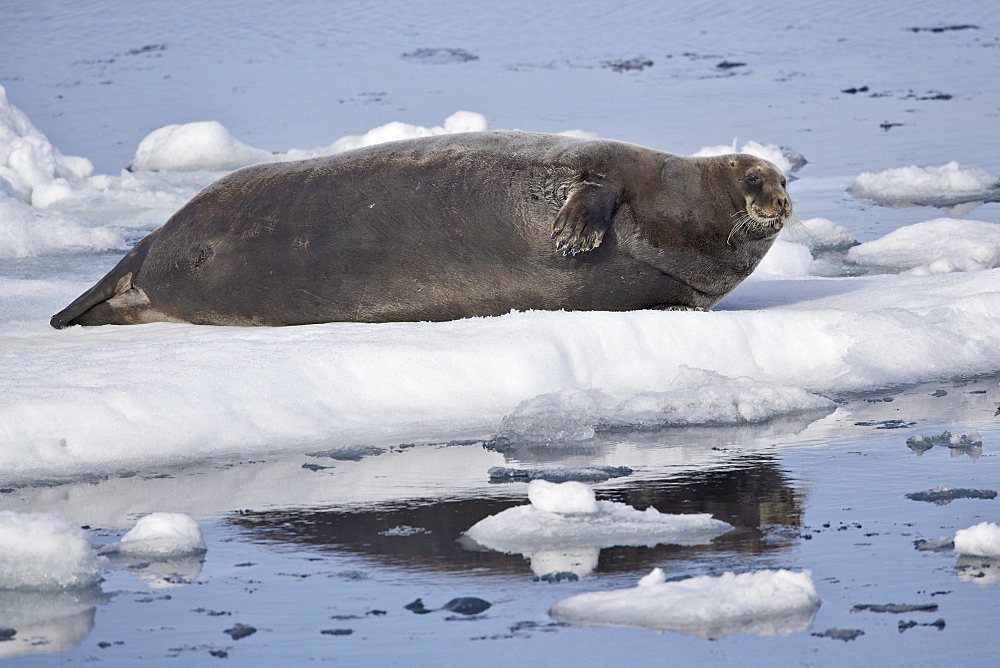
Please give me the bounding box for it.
[463,480,731,576]
[846,218,1000,274]
[0,511,101,591]
[954,522,1000,558]
[549,568,821,638]
[101,512,206,558]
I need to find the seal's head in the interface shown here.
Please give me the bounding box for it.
[724,155,793,243]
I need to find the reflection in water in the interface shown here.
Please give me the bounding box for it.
[230,455,803,576]
[955,556,1000,587]
[118,555,206,589]
[0,588,108,659]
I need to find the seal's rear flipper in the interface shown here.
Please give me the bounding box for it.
[50,230,160,328]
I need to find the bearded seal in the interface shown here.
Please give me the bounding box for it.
[50,131,792,328]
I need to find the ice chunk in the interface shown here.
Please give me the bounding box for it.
[527,480,599,514]
[129,121,275,172]
[906,431,983,458]
[0,85,94,203]
[0,511,101,591]
[494,368,832,447]
[101,512,206,558]
[954,521,1000,558]
[798,217,857,250]
[549,569,821,638]
[601,368,833,430]
[847,161,1000,211]
[846,218,1000,274]
[464,481,731,576]
[494,389,613,446]
[0,196,125,258]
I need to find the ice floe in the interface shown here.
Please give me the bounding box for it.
[954,521,1000,558]
[848,161,1000,214]
[493,368,834,447]
[548,568,821,637]
[0,511,101,591]
[463,480,731,576]
[100,512,206,558]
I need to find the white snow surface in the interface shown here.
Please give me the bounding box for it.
[0,511,102,591]
[549,568,821,637]
[464,481,731,553]
[954,521,1000,558]
[2,87,1000,480]
[102,512,206,558]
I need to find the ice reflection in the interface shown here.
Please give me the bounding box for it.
[229,455,803,576]
[955,556,1000,587]
[0,588,108,659]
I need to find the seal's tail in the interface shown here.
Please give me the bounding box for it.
[50,229,160,328]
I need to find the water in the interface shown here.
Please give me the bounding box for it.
[1,376,996,663]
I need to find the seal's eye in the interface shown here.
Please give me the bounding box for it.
[745,172,761,185]
[781,178,787,188]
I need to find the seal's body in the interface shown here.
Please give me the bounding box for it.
[51,131,792,328]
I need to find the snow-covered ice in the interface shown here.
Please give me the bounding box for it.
[494,368,835,446]
[549,568,821,638]
[0,511,101,591]
[464,480,731,576]
[848,162,1000,213]
[954,522,1000,558]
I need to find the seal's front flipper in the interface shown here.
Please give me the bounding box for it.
[551,181,618,255]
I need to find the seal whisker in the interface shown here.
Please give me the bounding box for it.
[727,210,755,245]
